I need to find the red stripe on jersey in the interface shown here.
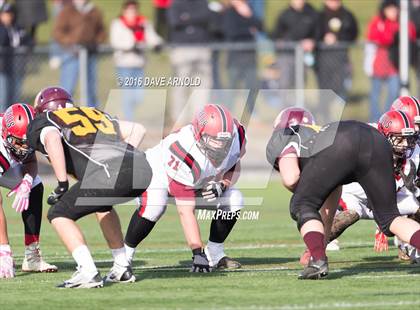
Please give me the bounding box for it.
[169,141,201,182]
[339,198,348,211]
[234,119,246,155]
[0,152,10,172]
[138,191,148,217]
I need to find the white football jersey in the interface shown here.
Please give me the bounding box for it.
[0,116,19,175]
[146,122,246,188]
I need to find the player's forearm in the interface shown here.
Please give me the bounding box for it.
[118,121,146,149]
[176,201,203,250]
[222,162,242,187]
[44,132,67,182]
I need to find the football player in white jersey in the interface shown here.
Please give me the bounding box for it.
[330,97,420,258]
[124,104,246,271]
[0,103,57,278]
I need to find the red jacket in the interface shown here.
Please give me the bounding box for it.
[153,0,172,9]
[366,15,416,77]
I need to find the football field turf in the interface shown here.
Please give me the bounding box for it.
[1,183,420,310]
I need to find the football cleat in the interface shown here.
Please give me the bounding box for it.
[104,264,135,283]
[409,248,420,264]
[57,268,103,289]
[22,242,58,273]
[394,237,413,261]
[0,247,15,278]
[216,256,241,270]
[398,248,411,261]
[298,257,329,280]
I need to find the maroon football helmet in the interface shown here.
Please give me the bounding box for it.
[34,86,73,114]
[273,107,315,129]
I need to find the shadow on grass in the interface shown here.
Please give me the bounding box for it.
[131,266,227,282]
[178,256,296,268]
[361,255,397,262]
[327,257,415,280]
[51,260,148,272]
[223,256,296,266]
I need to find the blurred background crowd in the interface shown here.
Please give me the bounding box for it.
[0,0,419,126]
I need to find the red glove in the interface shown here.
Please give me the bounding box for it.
[374,227,389,252]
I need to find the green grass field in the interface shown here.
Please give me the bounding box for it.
[1,183,420,310]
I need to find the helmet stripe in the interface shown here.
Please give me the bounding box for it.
[21,104,34,121]
[215,105,227,132]
[411,96,420,115]
[397,110,410,128]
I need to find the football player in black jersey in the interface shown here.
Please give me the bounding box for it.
[267,107,420,280]
[24,87,152,288]
[268,108,341,266]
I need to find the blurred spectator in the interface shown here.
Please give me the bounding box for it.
[53,0,106,107]
[0,3,32,110]
[110,0,163,121]
[153,0,171,40]
[167,0,212,124]
[272,0,318,89]
[248,0,265,21]
[365,0,416,121]
[315,0,358,102]
[0,3,14,110]
[223,0,262,116]
[208,0,226,90]
[14,0,47,43]
[411,0,420,96]
[49,0,71,70]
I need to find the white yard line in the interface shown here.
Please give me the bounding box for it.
[11,241,375,259]
[192,301,420,310]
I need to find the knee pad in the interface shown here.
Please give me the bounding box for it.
[141,205,166,222]
[290,201,322,230]
[223,188,244,213]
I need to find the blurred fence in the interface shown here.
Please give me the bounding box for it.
[4,41,420,177]
[7,41,420,119]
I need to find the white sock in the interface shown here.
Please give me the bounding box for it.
[124,244,136,265]
[0,244,11,252]
[206,241,226,266]
[72,245,97,275]
[111,247,129,267]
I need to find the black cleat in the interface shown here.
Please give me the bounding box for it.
[298,257,329,280]
[410,248,420,264]
[216,256,241,270]
[104,264,136,283]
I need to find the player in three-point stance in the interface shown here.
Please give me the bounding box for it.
[267,106,420,279]
[0,103,57,278]
[124,104,246,272]
[23,87,152,288]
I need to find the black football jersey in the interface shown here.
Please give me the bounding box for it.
[27,107,131,180]
[266,124,319,171]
